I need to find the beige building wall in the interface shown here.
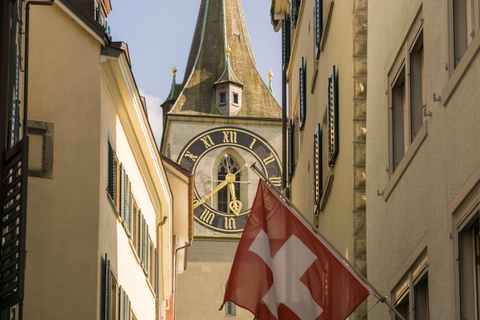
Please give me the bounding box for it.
[26,4,102,319]
[279,1,368,317]
[367,0,480,318]
[19,2,183,319]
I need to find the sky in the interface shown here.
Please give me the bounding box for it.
[106,0,282,144]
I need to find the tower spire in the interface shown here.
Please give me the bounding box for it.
[162,0,281,118]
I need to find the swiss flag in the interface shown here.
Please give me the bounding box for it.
[220,180,370,320]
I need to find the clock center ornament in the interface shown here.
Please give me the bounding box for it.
[177,126,282,234]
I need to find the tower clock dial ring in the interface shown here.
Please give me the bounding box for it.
[177,126,282,233]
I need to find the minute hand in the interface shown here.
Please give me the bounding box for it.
[194,179,229,209]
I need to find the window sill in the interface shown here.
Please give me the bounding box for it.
[384,121,428,200]
[442,32,480,106]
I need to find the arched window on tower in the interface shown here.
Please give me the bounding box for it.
[218,156,240,213]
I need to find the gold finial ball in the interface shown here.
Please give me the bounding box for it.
[226,47,231,57]
[268,69,273,81]
[172,65,177,76]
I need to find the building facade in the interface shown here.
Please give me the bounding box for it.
[160,0,282,319]
[0,1,192,319]
[270,0,368,317]
[367,0,480,319]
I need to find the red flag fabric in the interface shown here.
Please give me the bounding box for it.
[220,180,369,320]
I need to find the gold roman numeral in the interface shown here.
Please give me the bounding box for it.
[249,138,257,150]
[270,177,281,187]
[224,217,237,230]
[200,135,215,149]
[223,131,237,143]
[199,208,215,225]
[263,154,275,166]
[185,151,198,161]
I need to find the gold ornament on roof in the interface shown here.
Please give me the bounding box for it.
[226,47,231,57]
[172,65,177,76]
[268,69,273,81]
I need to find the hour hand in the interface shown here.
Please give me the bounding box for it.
[228,182,242,216]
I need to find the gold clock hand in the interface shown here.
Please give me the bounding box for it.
[228,182,242,216]
[194,172,237,209]
[194,179,228,209]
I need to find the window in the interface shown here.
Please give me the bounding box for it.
[299,57,306,130]
[314,124,323,204]
[327,65,338,166]
[233,93,239,105]
[149,240,157,291]
[220,92,227,105]
[456,213,480,319]
[119,164,132,236]
[291,0,300,28]
[137,211,152,277]
[119,286,132,320]
[218,156,240,213]
[107,141,116,201]
[450,0,479,69]
[315,0,323,56]
[132,199,139,255]
[283,19,291,70]
[27,120,54,179]
[391,253,429,320]
[288,119,295,182]
[223,282,236,316]
[387,13,425,175]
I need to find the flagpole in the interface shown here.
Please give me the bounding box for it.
[250,163,406,320]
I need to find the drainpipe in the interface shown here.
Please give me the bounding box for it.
[173,241,192,320]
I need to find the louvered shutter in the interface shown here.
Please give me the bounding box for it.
[119,164,125,219]
[139,212,144,264]
[119,286,124,320]
[107,142,115,200]
[104,253,110,320]
[299,57,306,129]
[288,120,295,181]
[327,65,339,166]
[126,178,132,236]
[315,0,323,49]
[291,0,300,28]
[282,19,291,70]
[314,124,323,204]
[145,224,150,276]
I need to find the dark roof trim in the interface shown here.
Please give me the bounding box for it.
[59,0,107,41]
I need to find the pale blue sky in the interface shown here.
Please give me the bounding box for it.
[106,0,282,143]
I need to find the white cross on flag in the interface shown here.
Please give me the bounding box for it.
[220,180,369,320]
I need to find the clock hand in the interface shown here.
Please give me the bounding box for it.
[228,182,242,216]
[194,172,237,209]
[194,179,229,209]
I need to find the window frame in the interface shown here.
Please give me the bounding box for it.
[443,0,480,105]
[388,235,430,320]
[450,171,480,320]
[384,4,427,199]
[313,124,323,204]
[299,57,306,130]
[327,65,338,166]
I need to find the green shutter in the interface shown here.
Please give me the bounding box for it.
[119,164,125,219]
[314,124,323,204]
[315,0,323,49]
[126,178,132,236]
[119,286,124,320]
[107,142,115,200]
[327,65,339,166]
[282,19,291,70]
[137,210,142,257]
[288,119,295,181]
[145,224,149,276]
[104,254,110,320]
[299,57,306,130]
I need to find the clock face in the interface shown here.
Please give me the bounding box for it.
[177,126,282,233]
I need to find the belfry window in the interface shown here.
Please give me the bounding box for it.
[218,156,240,213]
[220,92,227,105]
[233,93,239,105]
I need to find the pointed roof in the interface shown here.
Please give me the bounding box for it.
[162,0,281,118]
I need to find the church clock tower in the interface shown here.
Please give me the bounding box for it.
[160,0,281,318]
